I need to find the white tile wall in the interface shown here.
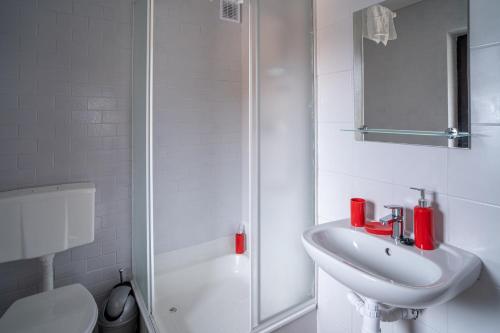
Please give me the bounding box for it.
[317,71,354,123]
[318,122,354,174]
[470,45,500,124]
[447,125,500,205]
[318,269,351,333]
[0,0,132,314]
[316,0,500,333]
[448,198,500,286]
[469,0,500,48]
[153,0,242,254]
[317,19,353,75]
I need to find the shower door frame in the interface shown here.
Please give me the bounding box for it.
[131,0,157,331]
[134,0,318,331]
[248,0,319,331]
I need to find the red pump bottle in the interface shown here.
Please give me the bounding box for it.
[235,224,245,254]
[411,187,435,250]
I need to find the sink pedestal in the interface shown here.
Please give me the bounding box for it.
[347,291,419,333]
[360,298,381,333]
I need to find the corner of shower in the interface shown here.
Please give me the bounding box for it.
[131,0,155,330]
[131,1,317,332]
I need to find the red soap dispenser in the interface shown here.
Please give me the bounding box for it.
[235,224,246,254]
[411,187,435,250]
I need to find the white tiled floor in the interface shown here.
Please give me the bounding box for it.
[154,254,250,333]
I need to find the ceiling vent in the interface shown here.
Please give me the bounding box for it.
[220,0,241,23]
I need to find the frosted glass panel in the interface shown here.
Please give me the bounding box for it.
[132,0,151,310]
[258,0,315,321]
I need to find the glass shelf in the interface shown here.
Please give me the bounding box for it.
[341,127,471,139]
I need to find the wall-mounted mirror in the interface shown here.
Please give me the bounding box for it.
[353,0,470,148]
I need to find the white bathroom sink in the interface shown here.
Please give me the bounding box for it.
[302,220,481,308]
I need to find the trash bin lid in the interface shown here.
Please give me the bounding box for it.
[99,294,138,328]
[0,284,97,333]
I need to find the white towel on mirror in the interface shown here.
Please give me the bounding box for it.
[363,4,397,46]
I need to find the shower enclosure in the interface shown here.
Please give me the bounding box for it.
[132,0,316,332]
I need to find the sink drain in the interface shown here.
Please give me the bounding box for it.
[385,248,391,256]
[169,307,178,313]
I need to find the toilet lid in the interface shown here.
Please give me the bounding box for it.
[0,284,98,333]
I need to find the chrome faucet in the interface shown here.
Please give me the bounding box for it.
[380,205,414,245]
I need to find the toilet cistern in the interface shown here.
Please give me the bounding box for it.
[0,183,98,333]
[0,183,96,290]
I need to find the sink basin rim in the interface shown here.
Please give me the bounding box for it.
[302,220,482,308]
[305,224,448,288]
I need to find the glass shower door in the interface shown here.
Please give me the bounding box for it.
[132,0,153,315]
[251,0,316,329]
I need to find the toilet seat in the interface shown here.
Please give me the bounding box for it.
[0,284,97,333]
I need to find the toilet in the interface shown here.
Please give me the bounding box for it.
[0,183,98,333]
[0,284,97,333]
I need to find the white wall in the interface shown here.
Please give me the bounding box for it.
[316,0,500,332]
[153,0,243,253]
[0,0,133,314]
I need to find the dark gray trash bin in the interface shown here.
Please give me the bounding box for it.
[98,284,139,333]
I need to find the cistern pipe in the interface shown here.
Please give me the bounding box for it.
[40,253,55,292]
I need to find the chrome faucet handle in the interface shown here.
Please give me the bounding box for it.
[383,205,404,218]
[381,205,414,246]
